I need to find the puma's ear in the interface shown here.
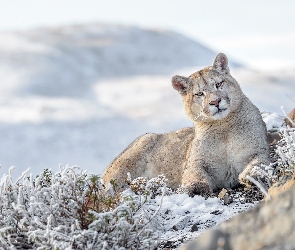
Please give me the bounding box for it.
[213,53,229,73]
[172,75,190,95]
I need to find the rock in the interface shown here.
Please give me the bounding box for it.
[222,194,233,205]
[171,215,191,231]
[267,132,282,145]
[218,188,233,205]
[190,223,199,232]
[218,188,227,199]
[285,108,295,128]
[181,184,295,250]
[210,210,223,215]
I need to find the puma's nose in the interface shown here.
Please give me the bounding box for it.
[209,98,221,107]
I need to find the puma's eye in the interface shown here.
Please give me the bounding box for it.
[216,81,224,88]
[195,92,204,96]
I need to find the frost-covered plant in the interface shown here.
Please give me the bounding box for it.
[0,166,159,249]
[83,192,159,249]
[125,175,169,234]
[129,175,171,198]
[276,127,295,174]
[175,185,189,194]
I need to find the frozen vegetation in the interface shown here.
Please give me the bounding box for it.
[0,164,255,249]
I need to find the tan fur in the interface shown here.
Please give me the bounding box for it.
[102,53,270,195]
[286,108,295,128]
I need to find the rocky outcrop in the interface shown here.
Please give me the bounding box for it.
[181,184,295,250]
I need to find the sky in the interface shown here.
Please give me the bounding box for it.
[1,0,295,70]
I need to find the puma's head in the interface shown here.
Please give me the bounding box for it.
[172,53,243,123]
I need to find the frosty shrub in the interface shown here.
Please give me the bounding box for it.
[276,127,295,176]
[0,166,159,249]
[128,175,171,198]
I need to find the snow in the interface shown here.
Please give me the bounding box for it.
[262,112,286,131]
[148,192,256,246]
[0,23,293,181]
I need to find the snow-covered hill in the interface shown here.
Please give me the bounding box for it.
[0,24,293,177]
[0,24,219,98]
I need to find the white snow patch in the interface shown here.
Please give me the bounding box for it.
[262,112,285,131]
[143,192,256,246]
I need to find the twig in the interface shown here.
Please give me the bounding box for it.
[16,168,30,184]
[137,186,166,237]
[246,175,271,201]
[285,94,295,104]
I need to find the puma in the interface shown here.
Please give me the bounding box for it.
[102,53,270,195]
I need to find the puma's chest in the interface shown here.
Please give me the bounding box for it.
[192,127,246,166]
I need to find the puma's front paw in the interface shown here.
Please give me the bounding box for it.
[187,181,212,197]
[239,167,262,188]
[239,166,273,189]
